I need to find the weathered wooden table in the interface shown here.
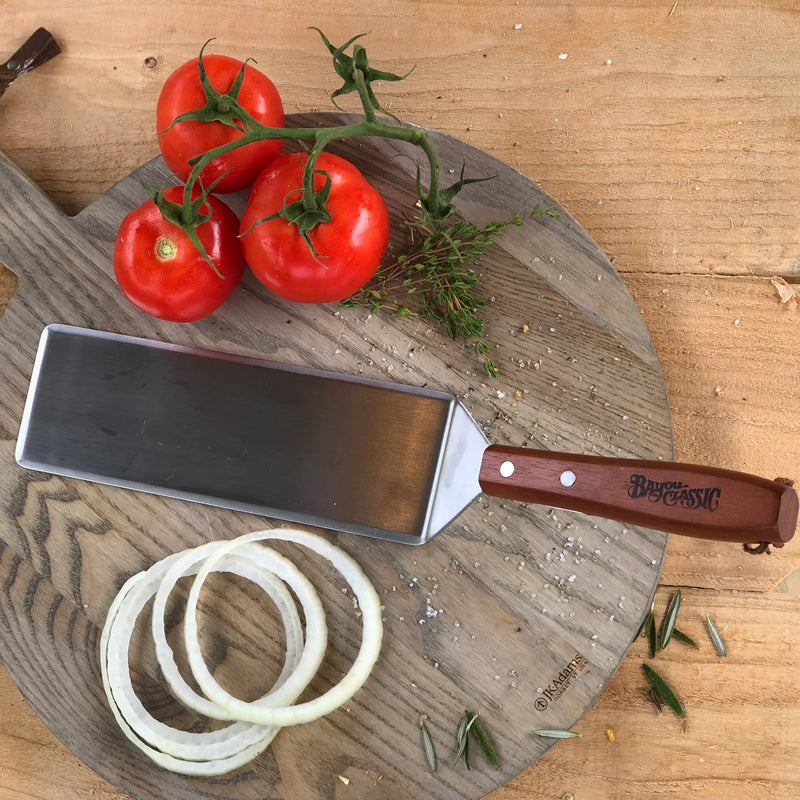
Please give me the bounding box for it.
[1,3,799,798]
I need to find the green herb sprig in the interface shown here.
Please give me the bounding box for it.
[642,663,685,719]
[419,715,437,772]
[638,592,731,723]
[706,614,728,656]
[659,590,682,649]
[453,710,479,768]
[344,204,559,376]
[672,629,700,649]
[344,214,515,377]
[533,728,582,739]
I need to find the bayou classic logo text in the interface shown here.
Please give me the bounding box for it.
[628,474,722,512]
[534,653,588,711]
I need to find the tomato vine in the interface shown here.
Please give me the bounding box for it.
[157,29,560,375]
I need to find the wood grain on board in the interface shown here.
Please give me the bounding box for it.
[1,2,799,800]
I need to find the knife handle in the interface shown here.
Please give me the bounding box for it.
[0,28,61,97]
[478,445,798,546]
[7,28,61,75]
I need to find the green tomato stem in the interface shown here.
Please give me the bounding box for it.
[352,59,378,125]
[175,31,452,236]
[179,118,444,231]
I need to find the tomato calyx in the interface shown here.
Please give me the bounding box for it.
[241,165,334,262]
[416,161,495,226]
[158,40,259,139]
[142,176,228,278]
[310,27,414,124]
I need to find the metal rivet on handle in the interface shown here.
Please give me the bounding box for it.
[499,460,515,478]
[560,470,577,487]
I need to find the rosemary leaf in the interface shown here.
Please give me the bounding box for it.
[453,711,479,767]
[469,714,500,768]
[642,663,686,719]
[660,590,682,649]
[533,729,582,739]
[420,715,436,772]
[455,712,468,753]
[648,611,658,658]
[672,628,701,649]
[706,614,728,656]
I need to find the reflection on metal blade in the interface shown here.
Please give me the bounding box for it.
[16,325,485,545]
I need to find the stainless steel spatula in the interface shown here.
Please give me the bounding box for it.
[16,325,797,547]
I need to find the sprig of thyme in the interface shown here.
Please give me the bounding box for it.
[343,204,559,377]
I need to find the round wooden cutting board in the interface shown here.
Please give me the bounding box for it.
[0,113,673,800]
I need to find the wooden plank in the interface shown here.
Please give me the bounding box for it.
[1,4,798,275]
[1,4,798,799]
[624,273,800,591]
[497,586,800,800]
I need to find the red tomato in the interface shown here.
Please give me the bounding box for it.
[157,54,284,194]
[114,187,246,322]
[239,153,390,303]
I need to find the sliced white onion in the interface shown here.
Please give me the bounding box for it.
[105,544,311,762]
[151,540,327,721]
[101,569,280,775]
[100,528,383,775]
[182,529,383,727]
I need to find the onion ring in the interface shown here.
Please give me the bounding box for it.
[151,540,327,721]
[101,569,278,775]
[105,544,313,762]
[182,529,383,726]
[100,528,383,775]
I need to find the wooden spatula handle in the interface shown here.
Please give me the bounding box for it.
[478,445,798,545]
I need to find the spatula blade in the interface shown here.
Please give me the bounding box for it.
[16,325,485,544]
